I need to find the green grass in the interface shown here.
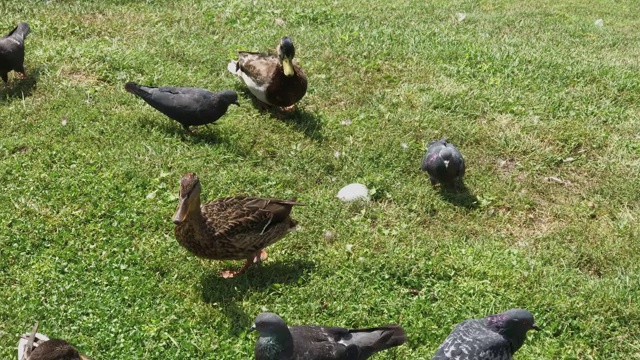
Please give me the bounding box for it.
[1,0,640,358]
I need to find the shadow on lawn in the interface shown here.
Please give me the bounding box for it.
[200,259,315,334]
[439,183,479,210]
[0,67,41,103]
[238,87,324,141]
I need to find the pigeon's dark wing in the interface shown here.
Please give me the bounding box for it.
[290,325,406,360]
[432,320,511,360]
[125,83,228,127]
[343,325,406,359]
[449,144,466,177]
[290,325,353,360]
[142,86,214,121]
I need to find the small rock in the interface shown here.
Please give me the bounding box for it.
[337,183,370,202]
[456,12,466,22]
[595,18,604,27]
[323,230,336,241]
[275,18,285,26]
[544,176,572,186]
[345,244,353,252]
[334,150,341,159]
[61,116,68,126]
[401,143,408,149]
[340,119,352,125]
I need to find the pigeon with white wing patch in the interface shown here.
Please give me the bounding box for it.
[252,312,406,360]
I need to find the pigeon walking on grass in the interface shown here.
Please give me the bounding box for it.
[252,312,407,360]
[0,22,30,85]
[421,138,465,187]
[432,308,540,360]
[124,82,239,132]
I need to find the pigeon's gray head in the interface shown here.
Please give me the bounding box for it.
[439,147,455,168]
[218,90,239,106]
[277,36,296,77]
[252,313,294,360]
[251,312,289,335]
[485,309,539,353]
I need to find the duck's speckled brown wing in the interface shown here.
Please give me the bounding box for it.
[237,52,278,88]
[203,196,302,238]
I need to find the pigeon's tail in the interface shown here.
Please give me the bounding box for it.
[124,82,149,97]
[227,60,239,75]
[8,22,30,41]
[349,325,407,358]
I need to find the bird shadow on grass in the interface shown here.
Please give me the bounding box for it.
[282,107,324,142]
[200,259,315,334]
[237,87,324,141]
[139,117,257,158]
[0,67,41,103]
[439,183,479,210]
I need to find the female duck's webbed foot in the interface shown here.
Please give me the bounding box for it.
[253,249,268,263]
[219,250,268,278]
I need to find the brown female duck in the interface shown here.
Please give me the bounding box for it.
[227,36,307,112]
[172,173,304,278]
[18,323,92,360]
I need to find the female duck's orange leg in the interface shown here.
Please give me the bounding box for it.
[220,250,268,278]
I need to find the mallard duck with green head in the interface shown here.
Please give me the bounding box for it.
[227,36,307,112]
[172,173,304,278]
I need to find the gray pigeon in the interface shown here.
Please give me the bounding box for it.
[432,309,540,360]
[421,138,465,186]
[0,22,30,84]
[252,312,407,360]
[124,82,239,132]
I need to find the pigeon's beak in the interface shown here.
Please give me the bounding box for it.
[532,323,541,331]
[444,160,450,168]
[249,324,256,332]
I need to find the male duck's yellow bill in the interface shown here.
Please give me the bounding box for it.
[282,58,294,77]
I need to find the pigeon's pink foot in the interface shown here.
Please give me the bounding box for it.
[281,105,296,112]
[18,72,26,79]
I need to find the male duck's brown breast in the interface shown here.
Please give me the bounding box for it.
[265,66,308,107]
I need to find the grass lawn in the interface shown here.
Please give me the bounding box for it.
[1,0,639,358]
